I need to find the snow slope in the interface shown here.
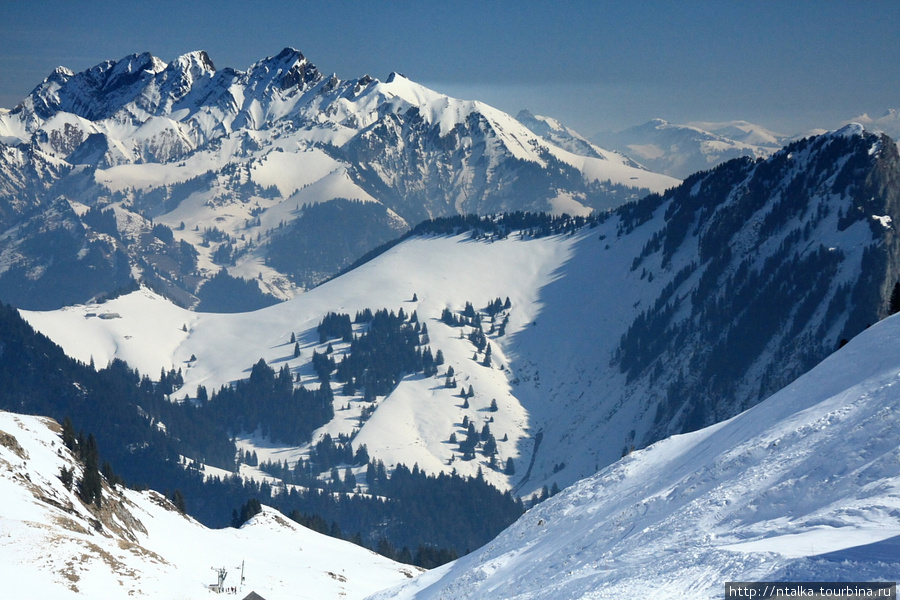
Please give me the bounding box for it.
[0,411,417,600]
[367,311,900,599]
[22,230,577,490]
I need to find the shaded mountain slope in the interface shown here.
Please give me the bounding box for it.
[367,304,900,599]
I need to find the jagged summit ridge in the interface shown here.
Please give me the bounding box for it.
[13,48,320,131]
[0,48,677,309]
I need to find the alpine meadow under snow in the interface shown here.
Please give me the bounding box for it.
[2,43,900,600]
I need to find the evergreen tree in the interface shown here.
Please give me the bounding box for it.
[343,467,357,490]
[232,498,262,527]
[79,434,103,508]
[353,445,370,465]
[890,282,900,315]
[172,489,187,513]
[482,435,497,458]
[61,417,77,451]
[59,466,74,490]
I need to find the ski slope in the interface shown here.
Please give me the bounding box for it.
[367,311,900,599]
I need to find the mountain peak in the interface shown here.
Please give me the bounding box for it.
[242,47,321,96]
[516,109,535,121]
[167,50,216,74]
[385,72,408,84]
[50,65,74,78]
[834,122,866,138]
[274,46,306,62]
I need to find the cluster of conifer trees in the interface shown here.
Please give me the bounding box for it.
[318,307,443,399]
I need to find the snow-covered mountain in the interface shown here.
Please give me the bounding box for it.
[848,108,900,141]
[515,109,643,167]
[366,304,900,600]
[0,48,678,309]
[592,118,788,178]
[22,126,900,502]
[0,411,417,599]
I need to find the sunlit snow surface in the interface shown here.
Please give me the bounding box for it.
[21,232,577,490]
[0,413,417,600]
[367,313,900,599]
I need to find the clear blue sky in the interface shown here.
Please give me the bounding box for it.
[1,0,897,136]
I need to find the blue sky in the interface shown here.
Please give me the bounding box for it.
[1,0,897,136]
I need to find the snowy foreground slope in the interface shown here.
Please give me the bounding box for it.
[368,312,900,600]
[0,412,417,600]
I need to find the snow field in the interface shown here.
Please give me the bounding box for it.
[22,231,578,490]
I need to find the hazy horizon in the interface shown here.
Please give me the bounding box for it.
[1,0,897,136]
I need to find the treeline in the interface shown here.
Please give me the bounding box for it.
[410,211,600,239]
[0,299,236,483]
[256,432,369,490]
[191,458,524,562]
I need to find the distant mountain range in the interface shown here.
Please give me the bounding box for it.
[590,118,789,179]
[845,108,900,140]
[587,110,900,180]
[0,48,676,310]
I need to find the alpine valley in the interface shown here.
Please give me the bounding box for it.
[2,48,900,599]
